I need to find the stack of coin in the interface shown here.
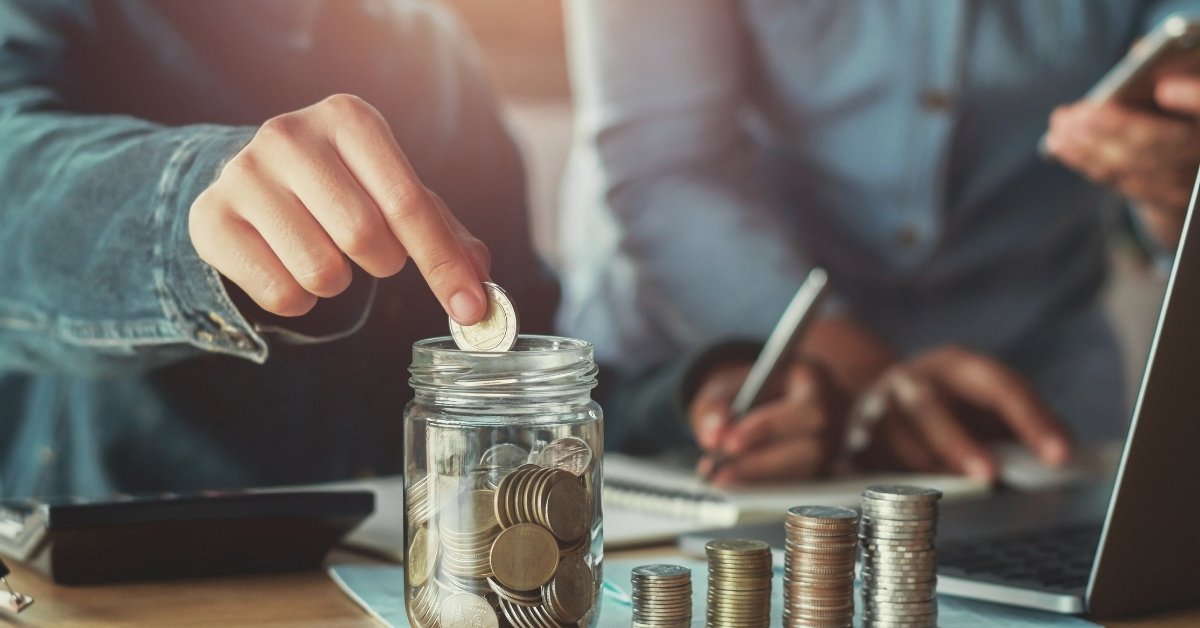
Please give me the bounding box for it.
[439,489,500,581]
[408,579,444,627]
[859,485,942,628]
[630,564,692,627]
[705,539,773,628]
[406,436,599,628]
[407,474,432,529]
[782,505,859,628]
[494,464,589,543]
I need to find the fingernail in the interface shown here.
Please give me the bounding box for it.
[449,289,483,324]
[964,457,992,481]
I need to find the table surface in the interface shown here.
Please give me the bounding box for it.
[4,546,1199,627]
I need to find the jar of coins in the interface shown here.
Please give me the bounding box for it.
[404,335,603,628]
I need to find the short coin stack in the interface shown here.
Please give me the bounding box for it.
[705,538,773,628]
[782,505,859,628]
[859,485,942,628]
[630,564,692,627]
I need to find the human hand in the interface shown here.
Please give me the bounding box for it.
[690,358,849,486]
[797,316,897,395]
[851,346,1071,482]
[1045,75,1200,249]
[190,94,491,320]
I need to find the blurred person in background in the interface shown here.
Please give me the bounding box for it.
[558,1,1200,485]
[0,0,556,498]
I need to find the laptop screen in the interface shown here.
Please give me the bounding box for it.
[1088,166,1200,618]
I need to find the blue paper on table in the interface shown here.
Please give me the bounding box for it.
[328,564,633,627]
[329,559,1098,627]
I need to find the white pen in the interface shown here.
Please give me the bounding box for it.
[705,267,831,481]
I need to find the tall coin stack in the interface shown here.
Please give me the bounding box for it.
[859,485,943,628]
[631,564,692,627]
[705,539,773,628]
[782,505,859,628]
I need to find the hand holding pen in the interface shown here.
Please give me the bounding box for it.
[689,269,850,485]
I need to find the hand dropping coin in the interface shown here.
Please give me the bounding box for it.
[449,282,519,352]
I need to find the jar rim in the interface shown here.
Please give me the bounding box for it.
[412,335,594,357]
[409,335,598,400]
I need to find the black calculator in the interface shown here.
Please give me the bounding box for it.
[0,490,373,585]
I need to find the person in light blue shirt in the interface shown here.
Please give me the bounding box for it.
[557,1,1200,484]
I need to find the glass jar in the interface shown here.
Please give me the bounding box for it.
[403,335,604,627]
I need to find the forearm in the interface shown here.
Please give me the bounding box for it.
[0,93,263,375]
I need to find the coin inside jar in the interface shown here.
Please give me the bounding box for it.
[542,475,588,542]
[543,554,594,623]
[489,523,559,591]
[439,592,499,628]
[408,525,437,587]
[442,489,501,536]
[535,436,593,476]
[449,282,519,352]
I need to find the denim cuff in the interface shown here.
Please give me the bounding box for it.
[157,126,270,363]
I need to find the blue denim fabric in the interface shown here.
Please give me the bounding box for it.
[0,0,556,498]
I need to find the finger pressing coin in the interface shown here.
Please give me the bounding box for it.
[449,281,519,352]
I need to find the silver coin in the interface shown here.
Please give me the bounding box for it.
[633,564,692,579]
[788,505,859,521]
[448,282,519,352]
[862,485,943,502]
[438,592,499,628]
[536,437,594,476]
[479,443,529,470]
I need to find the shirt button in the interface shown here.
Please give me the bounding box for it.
[894,225,919,249]
[919,88,954,112]
[230,334,255,351]
[196,330,216,344]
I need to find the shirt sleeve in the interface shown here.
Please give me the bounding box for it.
[556,0,813,372]
[0,1,267,376]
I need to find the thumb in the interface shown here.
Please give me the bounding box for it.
[689,367,745,451]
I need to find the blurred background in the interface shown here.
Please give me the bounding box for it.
[445,0,569,267]
[445,0,1166,408]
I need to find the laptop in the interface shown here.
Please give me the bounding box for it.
[679,169,1200,620]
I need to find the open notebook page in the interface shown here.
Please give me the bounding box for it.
[603,453,991,547]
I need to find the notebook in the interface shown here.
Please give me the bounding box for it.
[274,443,1109,556]
[602,453,990,548]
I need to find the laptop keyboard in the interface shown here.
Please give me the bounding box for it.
[937,523,1102,594]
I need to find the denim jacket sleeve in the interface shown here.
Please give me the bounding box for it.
[0,1,269,376]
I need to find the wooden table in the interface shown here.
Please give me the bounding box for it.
[4,547,1199,627]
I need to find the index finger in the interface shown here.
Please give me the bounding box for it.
[923,350,1070,465]
[327,97,486,325]
[722,364,827,455]
[689,364,748,452]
